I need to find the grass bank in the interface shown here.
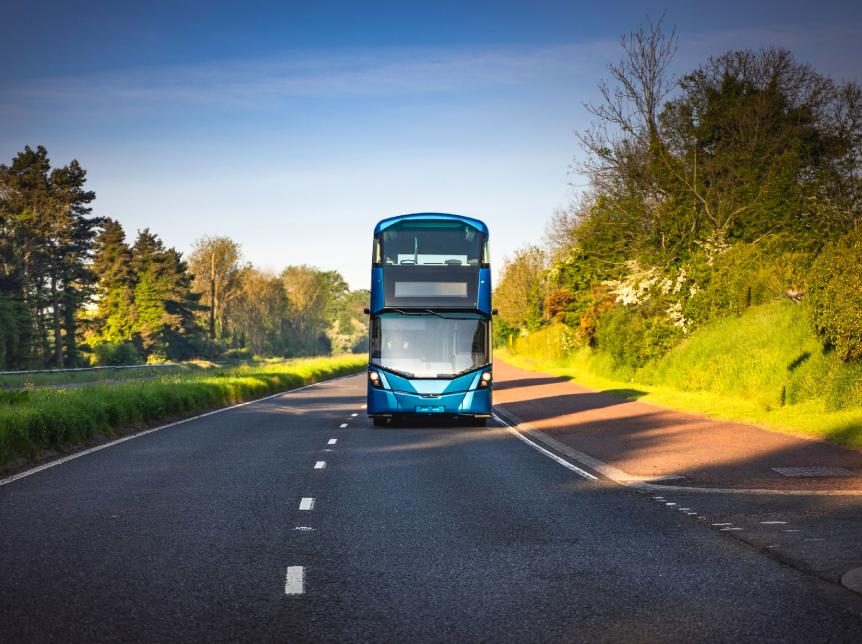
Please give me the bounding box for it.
[0,355,367,469]
[499,301,862,449]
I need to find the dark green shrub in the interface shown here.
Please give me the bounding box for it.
[594,305,682,372]
[0,390,30,405]
[223,347,254,361]
[684,241,813,327]
[807,231,862,362]
[92,341,141,366]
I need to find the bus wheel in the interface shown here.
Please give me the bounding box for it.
[373,417,389,427]
[470,417,488,427]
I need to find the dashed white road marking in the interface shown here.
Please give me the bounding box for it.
[339,423,348,428]
[720,527,743,531]
[314,461,326,470]
[351,413,358,417]
[328,439,337,445]
[712,523,733,526]
[285,566,305,595]
[783,529,801,532]
[299,497,315,511]
[761,521,788,525]
[665,502,677,506]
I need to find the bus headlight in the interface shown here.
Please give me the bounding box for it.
[479,371,492,387]
[369,370,383,388]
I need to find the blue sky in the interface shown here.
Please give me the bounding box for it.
[2,1,861,288]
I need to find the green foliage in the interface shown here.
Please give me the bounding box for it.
[0,145,100,369]
[510,323,579,362]
[494,245,547,333]
[222,347,254,361]
[91,341,141,366]
[682,239,813,326]
[0,355,366,467]
[806,231,862,362]
[593,305,682,374]
[0,390,30,405]
[492,317,519,348]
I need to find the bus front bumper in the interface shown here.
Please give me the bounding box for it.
[368,386,491,417]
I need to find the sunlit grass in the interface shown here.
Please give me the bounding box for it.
[0,355,367,468]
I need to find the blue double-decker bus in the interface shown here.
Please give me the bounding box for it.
[366,213,493,426]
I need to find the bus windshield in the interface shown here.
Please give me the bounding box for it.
[370,312,489,378]
[375,221,487,267]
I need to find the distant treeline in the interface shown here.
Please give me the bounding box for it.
[0,146,368,369]
[496,18,862,371]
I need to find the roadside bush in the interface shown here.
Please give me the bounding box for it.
[683,241,813,327]
[806,231,862,362]
[0,390,30,405]
[222,347,254,361]
[511,323,578,361]
[92,341,141,366]
[593,304,682,373]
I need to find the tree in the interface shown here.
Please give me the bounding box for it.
[90,218,135,343]
[188,236,246,342]
[0,146,99,367]
[131,229,206,360]
[229,268,287,356]
[494,246,548,333]
[281,265,348,355]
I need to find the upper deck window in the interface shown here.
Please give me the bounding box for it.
[375,221,488,267]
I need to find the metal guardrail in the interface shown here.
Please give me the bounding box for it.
[0,364,180,377]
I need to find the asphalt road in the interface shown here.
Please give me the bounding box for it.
[1,373,861,643]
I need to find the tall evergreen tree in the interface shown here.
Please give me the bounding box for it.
[91,218,136,343]
[131,229,206,360]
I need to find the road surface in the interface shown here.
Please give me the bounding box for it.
[1,372,861,642]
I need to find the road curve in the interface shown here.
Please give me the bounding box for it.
[1,373,861,642]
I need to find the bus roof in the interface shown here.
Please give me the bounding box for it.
[373,212,489,236]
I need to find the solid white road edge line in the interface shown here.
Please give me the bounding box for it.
[0,371,362,488]
[493,404,862,497]
[299,497,315,511]
[492,413,597,481]
[285,566,304,595]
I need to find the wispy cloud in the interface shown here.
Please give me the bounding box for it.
[2,22,859,122]
[1,42,616,115]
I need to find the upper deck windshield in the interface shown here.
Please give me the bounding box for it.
[374,220,488,267]
[370,312,489,379]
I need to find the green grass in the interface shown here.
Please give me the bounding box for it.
[0,363,196,388]
[0,355,367,468]
[500,301,862,449]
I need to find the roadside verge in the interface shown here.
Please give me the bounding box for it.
[493,359,862,496]
[0,356,367,477]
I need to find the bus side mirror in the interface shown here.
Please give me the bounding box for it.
[492,308,498,316]
[363,307,371,315]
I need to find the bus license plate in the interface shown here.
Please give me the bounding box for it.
[415,405,445,413]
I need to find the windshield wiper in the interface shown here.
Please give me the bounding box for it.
[387,307,445,319]
[386,308,476,320]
